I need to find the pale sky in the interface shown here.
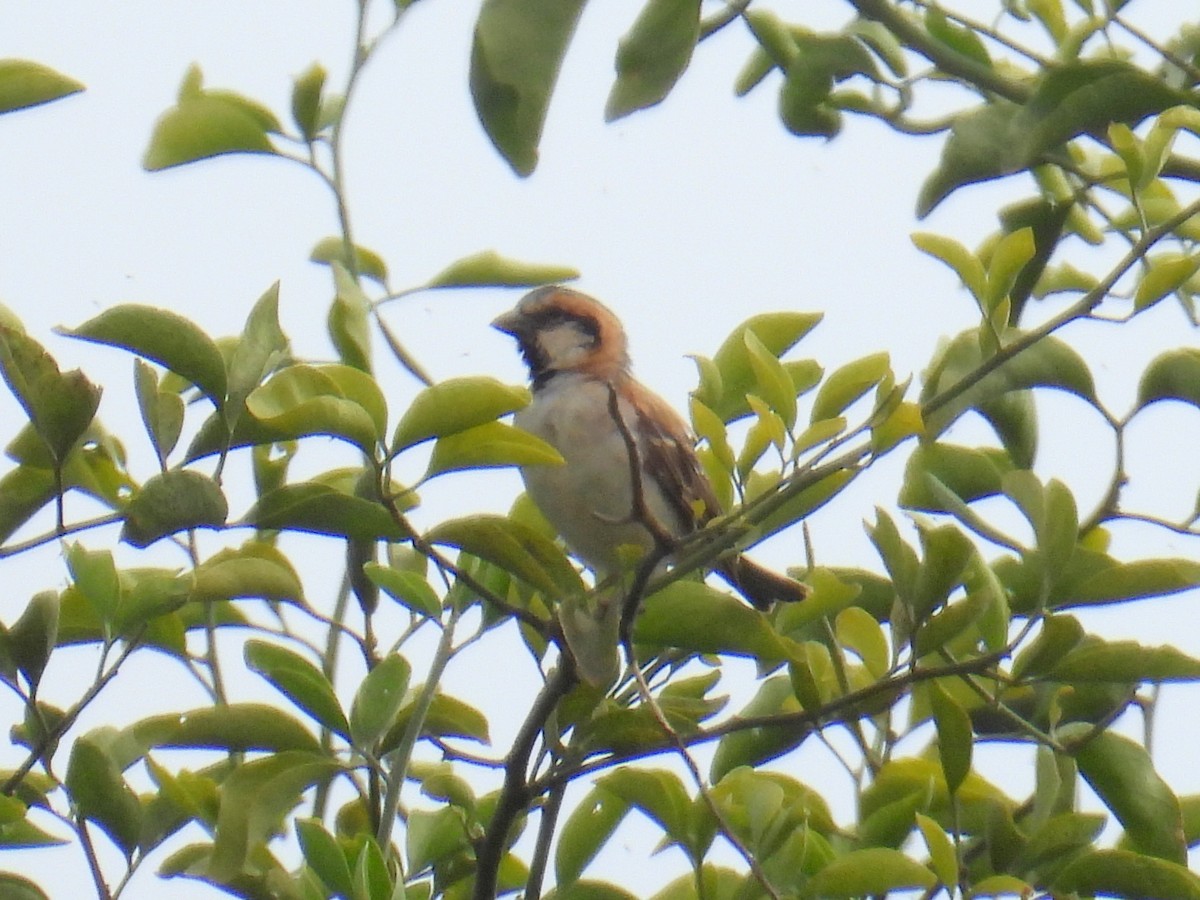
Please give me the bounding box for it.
[2,1,1198,896]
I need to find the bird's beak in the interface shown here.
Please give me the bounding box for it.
[491,308,522,336]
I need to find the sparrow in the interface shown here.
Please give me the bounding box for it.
[492,285,808,611]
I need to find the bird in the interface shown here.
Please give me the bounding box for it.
[492,285,808,611]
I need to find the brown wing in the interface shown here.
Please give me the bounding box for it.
[627,381,722,534]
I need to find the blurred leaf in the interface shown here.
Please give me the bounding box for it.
[130,704,320,754]
[353,837,392,900]
[596,769,694,860]
[242,482,408,542]
[426,514,581,597]
[144,66,278,170]
[0,327,101,465]
[919,62,1188,215]
[924,5,991,67]
[915,813,958,887]
[1049,638,1200,683]
[309,236,389,284]
[1135,253,1200,312]
[898,442,1015,511]
[64,304,228,407]
[1136,348,1200,411]
[0,465,57,545]
[606,0,700,121]
[134,360,185,463]
[744,329,798,429]
[245,641,349,738]
[710,676,808,781]
[393,376,529,452]
[9,591,59,690]
[290,63,326,141]
[66,735,142,858]
[806,847,937,895]
[121,470,228,548]
[693,312,822,423]
[0,59,84,113]
[470,0,589,175]
[363,563,442,618]
[913,232,986,302]
[406,807,468,875]
[1075,731,1185,863]
[427,249,579,287]
[0,873,50,899]
[349,654,412,747]
[329,263,372,372]
[296,818,353,898]
[556,788,631,886]
[225,283,289,425]
[810,352,890,423]
[66,543,120,632]
[191,545,304,604]
[930,682,972,794]
[207,751,339,882]
[246,364,385,452]
[1054,849,1200,899]
[635,580,788,663]
[385,690,490,747]
[426,420,563,479]
[835,606,889,678]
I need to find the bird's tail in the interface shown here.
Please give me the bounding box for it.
[716,555,808,611]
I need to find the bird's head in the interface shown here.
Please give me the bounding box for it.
[492,286,629,383]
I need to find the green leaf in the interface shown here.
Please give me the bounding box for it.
[0,465,57,545]
[9,591,60,690]
[296,818,353,898]
[426,514,582,597]
[710,676,807,781]
[309,236,389,284]
[985,227,1036,310]
[919,62,1188,215]
[635,580,788,663]
[225,283,289,424]
[134,360,185,463]
[692,312,822,423]
[65,735,142,858]
[924,6,991,67]
[1049,638,1200,683]
[208,751,340,882]
[353,837,392,900]
[834,606,889,678]
[328,263,372,372]
[130,704,320,754]
[596,769,693,857]
[0,60,84,114]
[930,682,973,795]
[242,482,408,542]
[556,787,631,886]
[806,847,937,896]
[1137,348,1200,411]
[1134,253,1200,311]
[392,376,530,452]
[406,807,468,875]
[64,304,228,407]
[425,249,580,288]
[605,0,700,121]
[469,0,589,175]
[144,68,278,170]
[349,653,412,747]
[915,813,958,887]
[362,563,442,618]
[191,545,304,604]
[0,872,50,900]
[1074,731,1185,863]
[384,691,490,747]
[426,420,563,478]
[245,641,349,738]
[1054,849,1200,899]
[66,544,121,632]
[898,443,1015,511]
[0,327,101,465]
[810,352,890,423]
[290,63,326,141]
[921,328,1096,438]
[121,469,228,548]
[245,364,385,453]
[912,232,986,303]
[744,329,798,428]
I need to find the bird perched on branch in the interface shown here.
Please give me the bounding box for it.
[493,285,808,611]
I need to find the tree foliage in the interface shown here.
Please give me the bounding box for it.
[2,1,1200,898]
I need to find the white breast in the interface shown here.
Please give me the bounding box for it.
[515,374,683,575]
